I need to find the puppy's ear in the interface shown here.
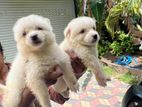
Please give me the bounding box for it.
[64,25,71,38]
[45,18,51,24]
[45,18,53,31]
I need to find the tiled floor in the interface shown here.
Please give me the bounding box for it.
[51,76,129,107]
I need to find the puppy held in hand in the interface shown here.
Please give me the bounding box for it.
[60,16,110,89]
[0,15,78,107]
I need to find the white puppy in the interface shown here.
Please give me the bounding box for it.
[0,15,79,107]
[60,16,110,91]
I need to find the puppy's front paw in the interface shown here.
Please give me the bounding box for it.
[63,73,79,92]
[98,77,110,87]
[60,90,70,98]
[68,82,79,92]
[96,74,111,87]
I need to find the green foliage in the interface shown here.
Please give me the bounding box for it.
[118,73,138,84]
[105,0,142,37]
[127,0,142,15]
[103,66,116,76]
[90,0,105,23]
[104,66,138,85]
[105,2,125,36]
[98,40,111,56]
[110,31,135,56]
[75,0,83,16]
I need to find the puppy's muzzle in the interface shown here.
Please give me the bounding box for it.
[31,34,42,45]
[92,34,98,43]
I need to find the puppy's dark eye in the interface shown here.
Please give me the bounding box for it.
[37,27,43,30]
[23,31,26,36]
[80,29,85,34]
[93,27,96,30]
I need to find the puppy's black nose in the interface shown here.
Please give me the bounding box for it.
[93,34,98,40]
[31,34,41,44]
[31,34,38,41]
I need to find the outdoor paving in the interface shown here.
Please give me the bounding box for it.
[51,76,129,107]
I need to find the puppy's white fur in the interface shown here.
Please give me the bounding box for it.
[60,16,109,89]
[1,15,78,107]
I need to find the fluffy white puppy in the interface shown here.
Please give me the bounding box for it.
[0,15,79,107]
[60,16,110,90]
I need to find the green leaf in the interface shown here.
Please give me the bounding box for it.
[127,0,141,15]
[90,0,105,23]
[105,2,126,37]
